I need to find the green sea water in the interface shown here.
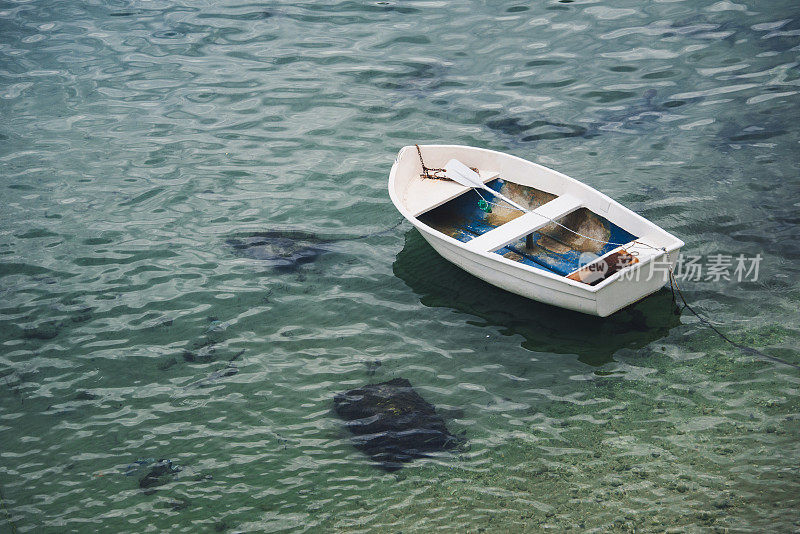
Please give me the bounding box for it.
[1,0,799,532]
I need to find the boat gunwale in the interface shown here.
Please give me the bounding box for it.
[388,144,684,295]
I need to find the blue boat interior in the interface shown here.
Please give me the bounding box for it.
[417,178,639,277]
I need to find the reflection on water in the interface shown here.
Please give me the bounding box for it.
[393,230,680,366]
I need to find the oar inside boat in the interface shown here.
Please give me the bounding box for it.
[445,159,529,213]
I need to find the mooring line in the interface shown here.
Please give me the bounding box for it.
[347,217,406,241]
[668,268,800,370]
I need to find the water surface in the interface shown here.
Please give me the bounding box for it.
[1,0,799,532]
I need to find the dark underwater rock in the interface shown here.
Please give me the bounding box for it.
[333,378,461,471]
[182,336,217,363]
[486,116,589,142]
[139,459,181,492]
[157,356,178,371]
[183,364,238,389]
[225,230,331,272]
[74,390,100,401]
[22,321,60,340]
[162,497,191,511]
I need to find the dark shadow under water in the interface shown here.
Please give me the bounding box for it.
[225,229,334,272]
[333,378,460,471]
[393,230,681,366]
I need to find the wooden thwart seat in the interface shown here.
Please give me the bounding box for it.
[464,194,583,253]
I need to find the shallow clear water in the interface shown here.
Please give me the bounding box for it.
[1,0,799,532]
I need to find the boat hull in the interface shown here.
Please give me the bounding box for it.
[417,227,678,316]
[389,145,684,317]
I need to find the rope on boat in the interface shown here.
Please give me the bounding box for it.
[482,183,799,370]
[415,147,798,370]
[415,144,448,180]
[348,217,405,240]
[481,183,798,369]
[416,145,661,253]
[483,183,798,369]
[470,170,664,254]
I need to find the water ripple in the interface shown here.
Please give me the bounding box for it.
[1,0,799,532]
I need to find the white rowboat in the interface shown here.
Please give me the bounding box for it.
[388,145,684,317]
